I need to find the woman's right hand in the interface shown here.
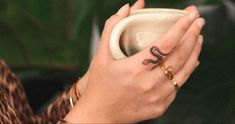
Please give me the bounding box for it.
[65,2,205,123]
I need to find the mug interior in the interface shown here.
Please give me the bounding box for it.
[119,9,187,57]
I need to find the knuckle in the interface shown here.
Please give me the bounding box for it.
[189,21,202,37]
[157,105,166,116]
[140,83,154,93]
[148,95,161,103]
[180,22,189,33]
[188,28,199,38]
[120,68,140,87]
[159,39,172,53]
[196,44,202,53]
[128,67,141,76]
[153,105,166,117]
[184,71,191,79]
[178,54,186,62]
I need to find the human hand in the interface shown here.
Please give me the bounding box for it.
[76,0,145,97]
[65,1,205,123]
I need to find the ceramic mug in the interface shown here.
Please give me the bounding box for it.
[110,8,188,59]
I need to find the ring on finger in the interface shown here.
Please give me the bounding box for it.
[160,62,179,91]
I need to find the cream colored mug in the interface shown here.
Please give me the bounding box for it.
[110,9,188,59]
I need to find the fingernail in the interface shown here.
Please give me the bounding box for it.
[198,35,204,44]
[117,3,129,15]
[189,10,199,21]
[197,18,205,28]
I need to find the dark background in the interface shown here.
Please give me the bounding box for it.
[0,0,235,123]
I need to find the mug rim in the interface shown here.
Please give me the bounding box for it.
[130,8,188,15]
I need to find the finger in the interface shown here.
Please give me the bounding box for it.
[154,9,199,54]
[177,5,198,44]
[131,0,145,11]
[165,92,177,109]
[174,35,203,87]
[178,5,198,45]
[161,35,203,94]
[125,9,199,70]
[97,4,130,60]
[184,5,197,12]
[162,18,205,75]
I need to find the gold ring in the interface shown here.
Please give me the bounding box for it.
[160,62,179,91]
[170,78,179,91]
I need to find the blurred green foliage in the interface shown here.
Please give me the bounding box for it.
[0,0,222,73]
[0,0,98,74]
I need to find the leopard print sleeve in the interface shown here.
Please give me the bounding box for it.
[0,59,74,124]
[0,59,34,124]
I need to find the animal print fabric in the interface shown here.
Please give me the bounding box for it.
[0,59,73,124]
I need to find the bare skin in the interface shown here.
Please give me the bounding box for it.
[65,0,205,123]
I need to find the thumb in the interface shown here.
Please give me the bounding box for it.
[97,3,130,60]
